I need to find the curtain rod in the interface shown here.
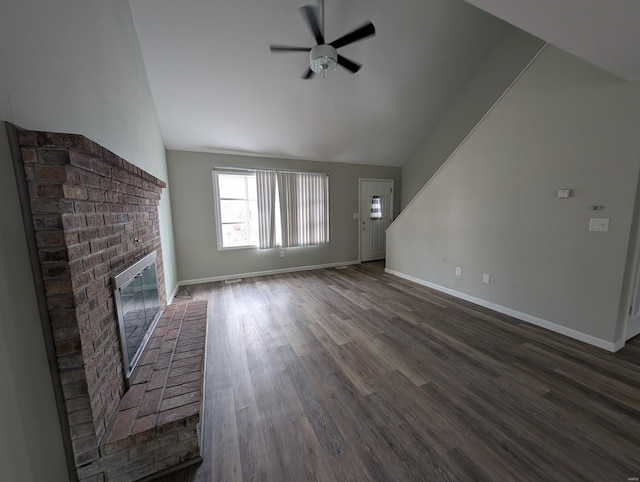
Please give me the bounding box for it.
[213,166,329,176]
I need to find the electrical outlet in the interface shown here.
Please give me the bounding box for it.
[455,267,462,277]
[280,251,285,258]
[483,273,490,284]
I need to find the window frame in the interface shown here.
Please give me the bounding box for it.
[212,168,330,251]
[212,170,259,250]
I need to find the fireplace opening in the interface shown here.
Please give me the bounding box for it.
[112,250,162,385]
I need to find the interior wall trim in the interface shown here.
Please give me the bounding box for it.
[386,268,625,353]
[178,260,360,286]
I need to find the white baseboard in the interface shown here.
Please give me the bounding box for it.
[179,260,360,287]
[385,268,625,353]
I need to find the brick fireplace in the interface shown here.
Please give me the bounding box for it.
[8,125,177,479]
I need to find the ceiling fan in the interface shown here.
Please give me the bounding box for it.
[269,0,376,79]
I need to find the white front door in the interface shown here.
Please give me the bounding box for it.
[360,179,394,262]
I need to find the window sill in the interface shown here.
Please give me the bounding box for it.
[217,245,258,251]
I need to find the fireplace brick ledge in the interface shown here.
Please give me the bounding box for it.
[78,300,207,481]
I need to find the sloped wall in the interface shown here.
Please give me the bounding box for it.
[387,46,640,349]
[401,27,544,208]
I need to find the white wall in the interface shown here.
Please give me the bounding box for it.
[401,27,544,208]
[0,1,176,479]
[388,45,640,348]
[0,0,177,296]
[167,150,401,283]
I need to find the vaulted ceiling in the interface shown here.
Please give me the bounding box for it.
[467,0,640,82]
[128,0,509,166]
[128,0,640,167]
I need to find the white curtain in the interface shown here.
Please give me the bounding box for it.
[277,171,329,247]
[256,170,278,249]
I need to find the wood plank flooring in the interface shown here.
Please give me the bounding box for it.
[153,261,640,482]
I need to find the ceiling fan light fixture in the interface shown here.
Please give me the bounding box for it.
[310,44,337,77]
[269,3,375,79]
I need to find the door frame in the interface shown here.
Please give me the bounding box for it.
[358,178,394,263]
[620,169,640,344]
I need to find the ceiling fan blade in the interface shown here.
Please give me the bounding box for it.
[270,45,312,52]
[329,21,375,49]
[337,55,361,74]
[300,5,324,45]
[302,67,315,80]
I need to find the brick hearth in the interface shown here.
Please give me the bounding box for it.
[11,127,203,480]
[81,301,206,481]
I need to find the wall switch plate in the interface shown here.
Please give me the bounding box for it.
[483,273,490,284]
[280,251,285,258]
[455,267,462,277]
[589,218,610,232]
[353,212,359,219]
[557,189,571,198]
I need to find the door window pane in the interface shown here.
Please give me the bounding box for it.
[370,195,382,219]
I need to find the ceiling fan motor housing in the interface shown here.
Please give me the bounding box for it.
[269,4,375,79]
[310,44,338,75]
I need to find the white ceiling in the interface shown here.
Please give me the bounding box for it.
[128,0,509,166]
[129,0,640,168]
[466,0,640,82]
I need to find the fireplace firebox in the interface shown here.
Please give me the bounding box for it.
[112,250,161,384]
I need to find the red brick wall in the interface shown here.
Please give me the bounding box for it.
[16,128,167,472]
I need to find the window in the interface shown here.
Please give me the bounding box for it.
[213,169,329,250]
[277,171,329,248]
[214,172,258,248]
[370,195,382,219]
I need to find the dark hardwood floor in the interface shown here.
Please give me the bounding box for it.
[153,261,640,481]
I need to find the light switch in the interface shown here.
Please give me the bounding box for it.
[353,212,359,219]
[557,189,571,198]
[589,218,609,232]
